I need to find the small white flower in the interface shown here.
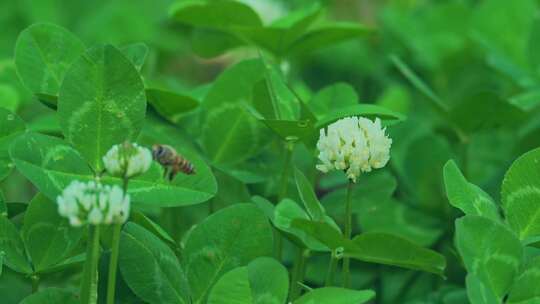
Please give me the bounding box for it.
[56,180,131,226]
[88,208,103,225]
[316,116,392,182]
[102,142,152,178]
[103,186,130,225]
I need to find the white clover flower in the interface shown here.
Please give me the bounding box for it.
[56,180,130,227]
[102,142,152,178]
[316,116,392,182]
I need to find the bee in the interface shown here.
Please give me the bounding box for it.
[152,144,196,181]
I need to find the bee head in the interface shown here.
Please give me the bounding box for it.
[152,145,166,160]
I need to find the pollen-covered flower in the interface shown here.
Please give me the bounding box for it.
[316,116,392,182]
[56,180,130,226]
[102,142,152,178]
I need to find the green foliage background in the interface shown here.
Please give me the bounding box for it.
[2,0,540,303]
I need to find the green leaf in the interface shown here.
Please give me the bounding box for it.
[288,22,370,56]
[236,4,322,56]
[466,274,499,304]
[0,268,31,302]
[10,132,216,207]
[443,160,500,221]
[357,198,444,247]
[455,215,523,301]
[130,211,176,248]
[308,83,358,119]
[292,219,445,275]
[203,104,264,165]
[274,199,331,251]
[501,147,540,240]
[290,219,347,251]
[119,222,190,304]
[395,133,455,214]
[315,104,405,130]
[170,0,262,29]
[28,112,61,135]
[472,0,535,70]
[251,55,299,120]
[259,119,315,144]
[294,168,325,221]
[529,17,540,75]
[348,232,446,276]
[120,42,148,71]
[191,28,244,58]
[22,194,83,273]
[0,108,25,181]
[448,91,524,133]
[0,59,29,112]
[201,59,268,165]
[293,287,375,304]
[20,288,78,304]
[0,191,5,216]
[320,170,396,202]
[183,204,273,304]
[146,88,199,123]
[207,257,289,304]
[0,216,32,274]
[215,161,271,184]
[507,256,540,303]
[9,131,92,200]
[390,55,448,112]
[509,88,540,111]
[269,4,321,37]
[251,195,275,221]
[57,44,146,171]
[0,84,19,113]
[474,32,534,87]
[38,253,85,275]
[14,23,85,98]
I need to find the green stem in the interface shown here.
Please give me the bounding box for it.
[106,224,121,304]
[342,180,354,288]
[105,175,130,304]
[31,275,39,293]
[278,142,294,201]
[81,225,101,304]
[324,252,338,286]
[289,248,309,301]
[275,141,295,261]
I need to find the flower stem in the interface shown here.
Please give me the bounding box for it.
[278,141,294,201]
[106,223,121,304]
[30,274,39,293]
[289,248,309,301]
[325,252,338,286]
[81,225,101,304]
[342,180,354,288]
[275,141,295,260]
[106,175,129,303]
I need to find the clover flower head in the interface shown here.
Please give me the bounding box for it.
[56,180,130,227]
[316,116,392,182]
[102,142,152,178]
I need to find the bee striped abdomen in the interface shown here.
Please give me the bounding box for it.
[175,156,195,175]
